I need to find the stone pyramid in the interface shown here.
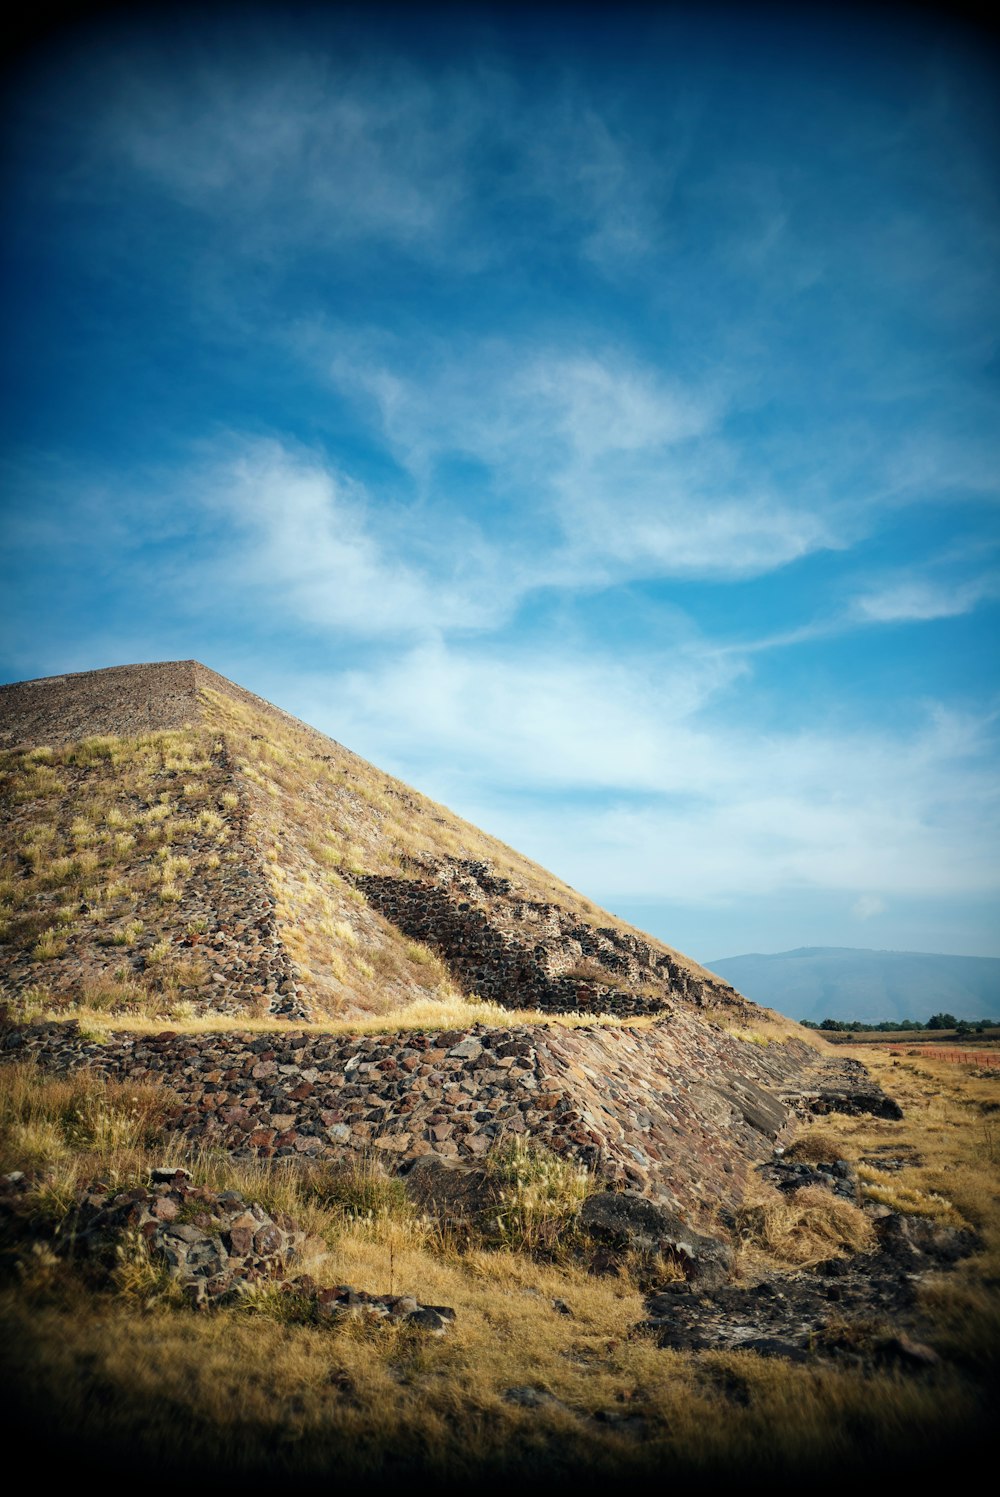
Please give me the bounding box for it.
[0,660,746,1023]
[0,661,890,1229]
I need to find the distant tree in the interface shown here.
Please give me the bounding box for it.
[926,1012,957,1030]
[819,1018,846,1031]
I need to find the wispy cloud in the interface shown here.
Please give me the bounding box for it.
[74,50,689,279]
[851,572,1000,623]
[93,58,471,252]
[320,334,844,584]
[199,438,511,636]
[287,639,1000,907]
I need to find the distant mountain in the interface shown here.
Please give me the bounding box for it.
[704,946,1000,1025]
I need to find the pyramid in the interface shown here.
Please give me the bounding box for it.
[0,661,893,1228]
[0,660,747,1023]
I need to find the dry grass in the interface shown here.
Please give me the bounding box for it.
[781,1127,850,1163]
[0,1061,173,1184]
[795,1048,1000,1238]
[0,995,649,1039]
[784,1048,1000,1360]
[0,1053,997,1478]
[855,1165,956,1219]
[2,1286,984,1480]
[481,1134,598,1255]
[715,1007,826,1051]
[0,727,235,1011]
[733,1182,876,1272]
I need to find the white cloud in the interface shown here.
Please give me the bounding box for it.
[853,895,886,919]
[522,354,711,460]
[319,335,843,585]
[852,573,999,623]
[325,636,745,792]
[200,438,510,636]
[287,637,1000,909]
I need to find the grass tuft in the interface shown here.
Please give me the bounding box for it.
[734,1183,876,1270]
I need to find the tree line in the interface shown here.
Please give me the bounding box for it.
[800,1015,999,1034]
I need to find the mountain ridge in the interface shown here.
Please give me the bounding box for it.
[711,945,999,961]
[706,946,1000,1025]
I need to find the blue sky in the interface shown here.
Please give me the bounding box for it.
[2,4,998,960]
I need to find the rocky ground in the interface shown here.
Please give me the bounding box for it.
[1,1166,456,1328]
[638,1207,978,1367]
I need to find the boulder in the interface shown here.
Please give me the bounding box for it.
[579,1191,733,1288]
[877,1212,979,1266]
[401,1152,500,1224]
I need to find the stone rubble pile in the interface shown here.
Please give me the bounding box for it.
[67,1169,308,1307]
[758,1157,859,1203]
[293,1281,455,1333]
[635,1210,977,1367]
[58,1167,455,1329]
[782,1057,904,1120]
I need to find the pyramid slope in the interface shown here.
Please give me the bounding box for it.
[12,1009,832,1229]
[0,662,905,1237]
[0,660,204,747]
[1,661,746,1023]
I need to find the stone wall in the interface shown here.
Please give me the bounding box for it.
[2,1012,836,1229]
[356,859,746,1019]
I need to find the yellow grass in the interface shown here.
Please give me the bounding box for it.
[733,1182,876,1272]
[0,1047,997,1477]
[3,998,651,1038]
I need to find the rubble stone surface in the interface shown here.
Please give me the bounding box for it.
[2,1014,900,1232]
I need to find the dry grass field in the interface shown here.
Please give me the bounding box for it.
[0,1039,996,1487]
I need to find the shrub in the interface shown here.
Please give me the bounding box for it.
[484,1136,595,1255]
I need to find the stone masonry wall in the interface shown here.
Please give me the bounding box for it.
[356,859,746,1018]
[2,1013,829,1229]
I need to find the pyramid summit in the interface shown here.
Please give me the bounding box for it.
[0,659,297,750]
[0,659,896,1226]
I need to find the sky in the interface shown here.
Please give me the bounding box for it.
[1,3,998,962]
